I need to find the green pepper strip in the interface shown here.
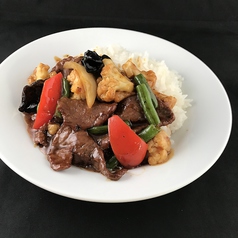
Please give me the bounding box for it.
[138,124,160,143]
[87,124,108,135]
[134,74,158,108]
[62,78,70,98]
[54,106,62,119]
[136,84,160,126]
[53,78,70,119]
[106,155,119,170]
[88,120,132,135]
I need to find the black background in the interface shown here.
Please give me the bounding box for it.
[0,1,238,237]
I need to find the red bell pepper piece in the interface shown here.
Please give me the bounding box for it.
[108,115,148,169]
[33,72,63,129]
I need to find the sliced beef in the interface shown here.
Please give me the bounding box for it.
[93,134,110,150]
[47,125,127,180]
[132,123,149,133]
[156,98,175,126]
[47,126,75,171]
[116,95,175,126]
[115,95,145,122]
[58,97,117,130]
[33,123,49,147]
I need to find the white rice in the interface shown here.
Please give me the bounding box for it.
[95,45,192,134]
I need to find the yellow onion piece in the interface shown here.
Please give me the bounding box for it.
[64,61,97,108]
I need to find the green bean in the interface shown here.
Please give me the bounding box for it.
[124,120,132,127]
[134,74,158,108]
[87,120,132,135]
[62,78,70,98]
[53,78,70,118]
[87,125,108,135]
[54,105,62,119]
[106,155,119,170]
[136,84,160,126]
[138,124,160,142]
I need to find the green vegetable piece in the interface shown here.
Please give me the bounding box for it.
[54,105,62,119]
[87,125,108,135]
[124,120,132,127]
[106,155,119,170]
[136,84,160,126]
[138,124,160,142]
[53,78,70,119]
[87,120,132,135]
[134,74,158,108]
[62,78,70,98]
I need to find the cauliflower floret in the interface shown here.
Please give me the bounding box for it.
[67,69,86,100]
[122,59,157,88]
[97,58,134,102]
[28,63,50,84]
[154,91,177,109]
[147,130,172,165]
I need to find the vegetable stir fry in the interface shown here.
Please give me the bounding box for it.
[18,49,176,180]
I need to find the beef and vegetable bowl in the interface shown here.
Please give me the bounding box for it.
[18,45,191,181]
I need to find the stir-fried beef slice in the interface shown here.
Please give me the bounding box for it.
[93,134,110,150]
[48,125,127,180]
[34,123,49,147]
[72,131,104,169]
[71,130,127,181]
[72,131,127,180]
[157,98,175,126]
[102,165,127,181]
[132,123,149,133]
[58,97,117,130]
[115,95,146,122]
[47,126,75,171]
[116,95,175,126]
